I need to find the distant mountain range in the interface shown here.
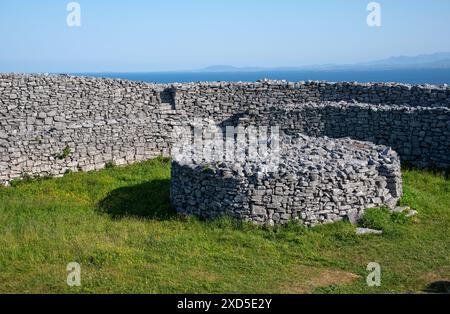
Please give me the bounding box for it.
[192,52,450,72]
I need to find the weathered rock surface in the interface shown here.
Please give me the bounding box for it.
[171,133,403,227]
[356,228,384,235]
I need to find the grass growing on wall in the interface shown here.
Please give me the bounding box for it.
[0,158,448,294]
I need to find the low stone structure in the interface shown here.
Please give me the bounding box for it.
[1,74,449,185]
[171,134,402,227]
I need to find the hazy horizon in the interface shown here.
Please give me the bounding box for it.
[5,52,450,75]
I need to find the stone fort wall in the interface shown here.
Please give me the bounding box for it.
[171,134,403,227]
[0,74,449,184]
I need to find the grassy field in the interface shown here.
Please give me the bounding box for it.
[0,157,448,294]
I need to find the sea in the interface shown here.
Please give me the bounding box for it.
[76,68,450,85]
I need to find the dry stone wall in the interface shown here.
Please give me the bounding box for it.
[0,74,177,184]
[171,134,403,227]
[170,81,450,169]
[228,103,450,169]
[0,74,449,185]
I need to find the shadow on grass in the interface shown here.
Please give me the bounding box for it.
[98,179,176,220]
[424,281,450,294]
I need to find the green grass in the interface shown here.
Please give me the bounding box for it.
[0,157,448,294]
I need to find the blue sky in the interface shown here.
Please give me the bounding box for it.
[1,0,450,72]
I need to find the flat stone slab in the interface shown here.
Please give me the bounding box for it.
[392,206,411,213]
[356,228,384,235]
[406,210,418,217]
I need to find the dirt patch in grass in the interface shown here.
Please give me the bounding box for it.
[278,266,360,293]
[185,267,222,283]
[421,267,450,293]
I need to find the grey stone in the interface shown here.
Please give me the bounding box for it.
[347,209,359,225]
[171,132,403,227]
[392,206,410,213]
[356,228,383,235]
